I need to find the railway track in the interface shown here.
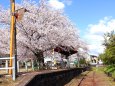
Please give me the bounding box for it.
[77,71,95,86]
[66,68,115,86]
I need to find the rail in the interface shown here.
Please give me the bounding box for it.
[0,57,16,80]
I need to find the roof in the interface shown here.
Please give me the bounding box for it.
[54,45,77,57]
[90,55,97,58]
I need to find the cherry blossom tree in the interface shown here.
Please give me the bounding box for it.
[0,0,87,65]
[16,0,80,60]
[0,28,10,54]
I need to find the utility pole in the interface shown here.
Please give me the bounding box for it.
[9,0,28,80]
[9,0,17,76]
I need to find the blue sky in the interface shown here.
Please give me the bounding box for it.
[0,0,115,55]
[64,0,115,32]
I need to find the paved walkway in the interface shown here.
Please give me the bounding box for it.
[65,69,115,86]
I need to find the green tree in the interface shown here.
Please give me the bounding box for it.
[100,31,115,65]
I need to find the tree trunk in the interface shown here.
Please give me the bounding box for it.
[34,51,45,70]
[65,55,70,69]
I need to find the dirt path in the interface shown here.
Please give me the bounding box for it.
[65,69,115,86]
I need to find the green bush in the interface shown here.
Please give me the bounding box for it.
[104,65,115,73]
[112,71,115,79]
[104,65,115,79]
[106,67,115,73]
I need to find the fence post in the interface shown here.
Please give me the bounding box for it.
[25,61,28,72]
[5,60,8,73]
[31,60,34,71]
[12,57,16,81]
[17,61,20,72]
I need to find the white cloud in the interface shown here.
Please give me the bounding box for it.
[63,0,72,5]
[83,17,115,55]
[48,0,65,9]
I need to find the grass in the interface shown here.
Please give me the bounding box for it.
[93,66,115,85]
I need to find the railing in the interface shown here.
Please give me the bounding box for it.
[0,57,16,80]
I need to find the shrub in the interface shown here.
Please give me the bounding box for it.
[112,71,115,78]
